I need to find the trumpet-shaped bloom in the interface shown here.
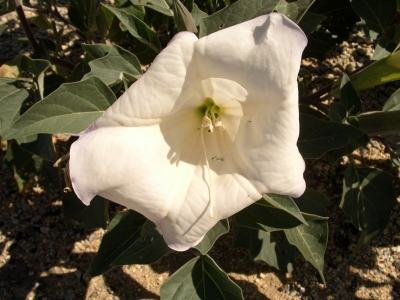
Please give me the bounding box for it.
[70,13,307,251]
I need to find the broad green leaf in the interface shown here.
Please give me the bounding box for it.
[350,0,396,34]
[0,78,31,136]
[96,5,114,40]
[17,134,57,162]
[299,105,329,120]
[160,255,243,300]
[173,0,198,33]
[294,189,328,220]
[0,24,6,35]
[2,77,116,140]
[373,24,400,60]
[347,49,400,91]
[329,102,347,123]
[62,192,109,230]
[357,110,400,135]
[83,45,142,85]
[130,0,173,16]
[340,74,361,115]
[286,191,328,279]
[68,0,97,34]
[276,0,315,23]
[119,3,146,20]
[191,4,208,27]
[104,5,161,53]
[193,219,229,255]
[298,114,367,159]
[82,44,112,62]
[4,140,42,192]
[325,134,370,165]
[30,13,52,30]
[285,219,328,284]
[234,194,307,232]
[85,210,147,278]
[112,220,174,265]
[382,87,400,111]
[20,56,51,99]
[298,12,327,36]
[199,0,281,37]
[341,164,397,252]
[233,225,295,272]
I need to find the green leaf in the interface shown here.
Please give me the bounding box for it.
[193,219,229,255]
[20,56,51,99]
[83,45,142,85]
[112,220,174,266]
[233,225,295,272]
[275,0,315,23]
[82,44,113,62]
[357,110,400,135]
[0,78,31,136]
[199,0,281,37]
[294,189,328,220]
[341,164,397,252]
[340,74,361,115]
[130,0,173,16]
[382,87,400,111]
[350,0,397,34]
[284,218,328,284]
[325,134,370,165]
[68,0,97,34]
[62,192,109,230]
[160,255,243,300]
[298,12,327,36]
[3,140,42,192]
[104,5,161,53]
[3,77,116,140]
[348,50,400,91]
[329,102,347,123]
[17,134,57,162]
[298,114,367,159]
[373,24,400,60]
[191,4,208,27]
[299,105,329,120]
[85,210,147,278]
[173,0,198,33]
[234,194,307,232]
[0,24,7,35]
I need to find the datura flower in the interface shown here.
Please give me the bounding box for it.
[70,13,307,251]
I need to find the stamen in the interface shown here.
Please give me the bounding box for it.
[214,117,225,131]
[53,153,70,167]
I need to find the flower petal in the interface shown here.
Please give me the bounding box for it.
[87,31,198,131]
[193,13,307,102]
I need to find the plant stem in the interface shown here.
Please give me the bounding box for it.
[14,0,40,56]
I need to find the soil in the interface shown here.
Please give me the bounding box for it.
[1,5,400,300]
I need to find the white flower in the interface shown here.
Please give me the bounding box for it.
[69,13,307,251]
